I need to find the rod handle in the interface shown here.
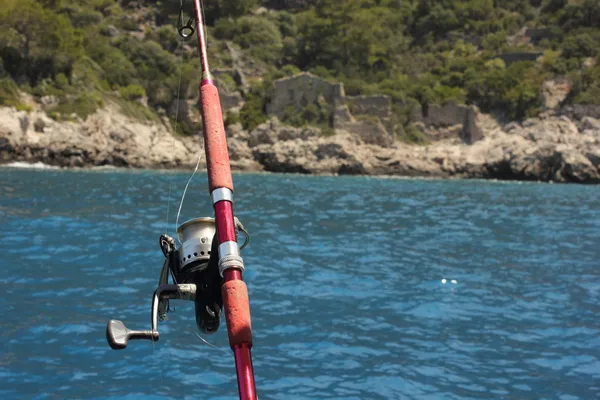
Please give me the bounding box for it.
[200,84,233,192]
[222,280,253,346]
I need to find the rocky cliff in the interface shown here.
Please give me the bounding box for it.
[1,104,598,183]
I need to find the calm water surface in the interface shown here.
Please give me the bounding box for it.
[1,168,599,400]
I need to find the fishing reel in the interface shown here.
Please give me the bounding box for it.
[106,217,249,350]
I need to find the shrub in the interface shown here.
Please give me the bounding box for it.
[0,0,82,85]
[396,123,429,145]
[86,40,136,87]
[0,78,31,111]
[52,92,103,120]
[55,73,69,89]
[225,110,240,126]
[215,16,282,64]
[567,65,600,105]
[239,84,268,131]
[119,84,146,100]
[203,0,259,24]
[70,8,103,27]
[561,32,599,60]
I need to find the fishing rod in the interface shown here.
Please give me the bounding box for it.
[105,1,257,399]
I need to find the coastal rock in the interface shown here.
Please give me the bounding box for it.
[248,118,319,147]
[247,119,279,147]
[552,148,599,183]
[581,116,600,132]
[541,79,570,110]
[0,106,202,169]
[251,130,368,175]
[1,106,599,184]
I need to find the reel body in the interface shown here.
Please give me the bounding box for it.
[107,216,247,350]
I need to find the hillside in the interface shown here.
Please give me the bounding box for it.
[1,1,600,183]
[1,0,599,132]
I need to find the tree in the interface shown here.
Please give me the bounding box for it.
[0,0,81,84]
[204,0,259,24]
[296,0,407,79]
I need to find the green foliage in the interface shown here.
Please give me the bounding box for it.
[560,0,600,31]
[2,0,600,131]
[296,2,408,78]
[225,110,240,126]
[70,7,103,27]
[215,16,282,63]
[216,73,238,93]
[465,61,549,120]
[562,32,599,60]
[0,77,32,111]
[281,102,330,128]
[567,64,600,105]
[119,84,146,101]
[0,0,82,85]
[203,0,259,24]
[268,64,301,81]
[113,37,178,107]
[113,96,158,122]
[86,39,137,87]
[239,83,269,131]
[396,123,430,145]
[52,92,103,121]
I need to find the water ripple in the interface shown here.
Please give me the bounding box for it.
[1,169,599,399]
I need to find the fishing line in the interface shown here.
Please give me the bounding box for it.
[154,9,187,389]
[164,34,186,238]
[174,0,210,243]
[175,153,203,243]
[194,332,230,355]
[200,0,209,42]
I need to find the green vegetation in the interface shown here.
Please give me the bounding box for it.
[1,0,599,132]
[0,78,32,111]
[119,83,146,100]
[239,82,269,131]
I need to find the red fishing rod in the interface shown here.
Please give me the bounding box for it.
[191,0,257,398]
[105,1,257,399]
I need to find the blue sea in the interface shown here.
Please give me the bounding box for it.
[1,167,599,400]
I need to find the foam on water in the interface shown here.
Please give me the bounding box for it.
[4,161,60,169]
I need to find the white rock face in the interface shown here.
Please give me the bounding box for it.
[1,105,599,183]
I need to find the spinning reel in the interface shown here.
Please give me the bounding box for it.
[106,217,249,350]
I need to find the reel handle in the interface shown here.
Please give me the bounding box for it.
[106,320,159,350]
[106,284,197,350]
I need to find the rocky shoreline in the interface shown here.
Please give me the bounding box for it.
[1,105,599,183]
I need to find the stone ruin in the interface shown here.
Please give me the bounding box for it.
[417,104,482,144]
[219,71,484,147]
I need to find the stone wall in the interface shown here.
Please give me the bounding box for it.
[418,104,482,144]
[495,52,543,67]
[423,104,470,127]
[346,95,391,119]
[333,104,393,147]
[266,72,344,118]
[346,95,395,140]
[261,0,315,9]
[525,28,557,44]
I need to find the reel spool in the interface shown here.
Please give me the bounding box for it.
[176,217,216,273]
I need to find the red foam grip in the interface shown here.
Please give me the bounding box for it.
[200,84,233,192]
[222,280,253,347]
